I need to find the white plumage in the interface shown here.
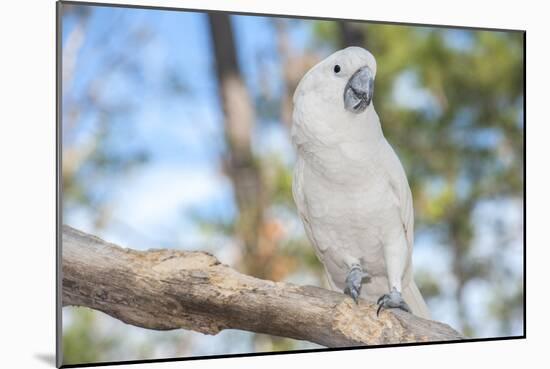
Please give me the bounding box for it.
[291,46,430,319]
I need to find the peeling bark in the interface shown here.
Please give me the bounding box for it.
[62,225,464,347]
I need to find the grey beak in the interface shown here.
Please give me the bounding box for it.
[344,66,374,113]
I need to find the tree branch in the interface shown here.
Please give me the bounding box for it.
[62,225,464,347]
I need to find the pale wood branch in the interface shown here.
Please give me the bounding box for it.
[62,225,464,347]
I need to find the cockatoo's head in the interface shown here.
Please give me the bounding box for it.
[294,46,376,114]
[292,47,378,147]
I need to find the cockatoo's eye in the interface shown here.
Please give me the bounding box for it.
[333,65,341,74]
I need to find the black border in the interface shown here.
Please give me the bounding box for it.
[56,1,527,368]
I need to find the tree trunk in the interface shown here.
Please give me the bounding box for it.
[339,21,366,48]
[207,13,271,279]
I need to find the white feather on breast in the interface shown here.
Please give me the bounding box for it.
[293,135,413,298]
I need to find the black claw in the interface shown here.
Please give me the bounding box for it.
[376,288,410,317]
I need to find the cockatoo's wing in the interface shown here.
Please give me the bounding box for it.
[292,156,321,259]
[292,155,340,290]
[378,140,431,319]
[378,140,414,253]
[291,156,313,250]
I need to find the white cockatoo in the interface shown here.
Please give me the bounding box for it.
[291,46,430,319]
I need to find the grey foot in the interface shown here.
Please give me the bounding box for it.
[344,265,369,304]
[376,287,411,316]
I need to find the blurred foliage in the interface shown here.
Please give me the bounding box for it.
[62,308,120,365]
[489,278,524,335]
